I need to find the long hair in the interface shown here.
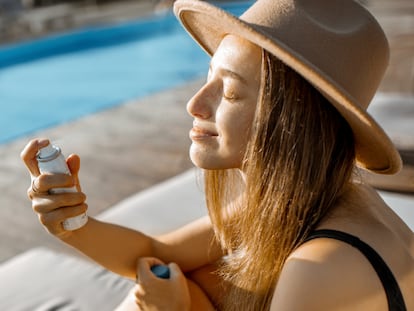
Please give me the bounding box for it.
[204,50,356,310]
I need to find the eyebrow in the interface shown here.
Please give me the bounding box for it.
[209,64,248,85]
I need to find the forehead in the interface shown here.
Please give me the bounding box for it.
[210,35,262,74]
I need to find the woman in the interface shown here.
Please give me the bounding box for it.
[21,0,413,310]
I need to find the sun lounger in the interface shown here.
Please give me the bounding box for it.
[0,168,206,311]
[0,168,413,310]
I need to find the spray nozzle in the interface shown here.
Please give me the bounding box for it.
[37,144,61,162]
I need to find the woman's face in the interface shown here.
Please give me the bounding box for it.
[187,35,262,169]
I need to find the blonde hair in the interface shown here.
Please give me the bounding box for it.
[204,50,356,310]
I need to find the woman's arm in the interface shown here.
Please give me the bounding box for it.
[21,138,223,280]
[64,216,222,279]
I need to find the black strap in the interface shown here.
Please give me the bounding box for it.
[304,229,406,311]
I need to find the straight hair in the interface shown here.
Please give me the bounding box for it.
[204,50,356,310]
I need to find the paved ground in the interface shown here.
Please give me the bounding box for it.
[0,0,413,264]
[0,80,202,263]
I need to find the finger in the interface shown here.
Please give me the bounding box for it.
[133,284,146,308]
[168,262,185,279]
[27,176,50,200]
[67,154,80,175]
[66,154,81,191]
[133,283,146,298]
[27,178,46,200]
[20,138,50,177]
[31,174,76,194]
[32,192,87,214]
[136,257,166,283]
[29,176,48,196]
[167,263,191,306]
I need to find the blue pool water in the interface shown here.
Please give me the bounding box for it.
[0,1,251,144]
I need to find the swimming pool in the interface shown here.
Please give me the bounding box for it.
[0,1,251,144]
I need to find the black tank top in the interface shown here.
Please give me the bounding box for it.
[304,229,407,311]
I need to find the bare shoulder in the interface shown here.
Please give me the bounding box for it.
[270,237,387,311]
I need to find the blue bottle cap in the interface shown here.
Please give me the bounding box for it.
[150,265,170,279]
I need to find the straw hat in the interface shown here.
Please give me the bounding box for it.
[174,0,402,174]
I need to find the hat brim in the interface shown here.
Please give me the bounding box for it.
[174,0,402,174]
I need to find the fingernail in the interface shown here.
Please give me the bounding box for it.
[38,138,50,146]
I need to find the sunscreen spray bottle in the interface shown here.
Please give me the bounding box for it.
[36,143,88,231]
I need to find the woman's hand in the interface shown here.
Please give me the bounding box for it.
[20,138,87,239]
[133,257,191,311]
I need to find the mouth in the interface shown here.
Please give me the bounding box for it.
[189,126,218,140]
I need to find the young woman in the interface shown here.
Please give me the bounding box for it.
[22,0,413,310]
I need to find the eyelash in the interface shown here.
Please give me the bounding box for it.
[223,86,238,101]
[206,70,239,101]
[223,93,237,101]
[223,95,237,102]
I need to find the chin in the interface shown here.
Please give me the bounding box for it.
[189,149,241,170]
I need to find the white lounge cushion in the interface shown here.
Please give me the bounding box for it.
[0,247,134,311]
[379,190,414,231]
[1,168,413,311]
[0,168,207,311]
[97,168,207,234]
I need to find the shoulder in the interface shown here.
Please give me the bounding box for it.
[269,236,386,311]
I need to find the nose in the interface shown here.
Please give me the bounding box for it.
[186,82,216,120]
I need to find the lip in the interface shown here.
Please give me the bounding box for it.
[189,125,218,141]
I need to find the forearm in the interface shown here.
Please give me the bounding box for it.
[62,217,157,279]
[56,215,222,281]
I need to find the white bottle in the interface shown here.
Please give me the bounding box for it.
[36,143,88,231]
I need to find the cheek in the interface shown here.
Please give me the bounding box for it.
[217,105,255,153]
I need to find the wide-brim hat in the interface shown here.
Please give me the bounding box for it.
[174,0,402,174]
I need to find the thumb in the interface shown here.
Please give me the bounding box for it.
[136,257,166,283]
[67,154,80,175]
[67,154,81,190]
[168,262,184,279]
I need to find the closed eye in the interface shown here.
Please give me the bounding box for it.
[224,93,238,101]
[223,84,241,101]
